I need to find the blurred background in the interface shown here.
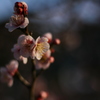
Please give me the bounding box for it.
[0,0,100,100]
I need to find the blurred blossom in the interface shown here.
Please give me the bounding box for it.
[14,35,50,60]
[0,67,13,87]
[18,34,35,47]
[43,33,53,43]
[14,2,28,16]
[53,38,61,45]
[0,60,18,87]
[34,50,54,70]
[36,91,48,100]
[33,37,50,60]
[0,0,100,100]
[6,60,18,76]
[33,32,60,69]
[11,44,28,64]
[17,34,35,58]
[5,15,29,32]
[43,32,61,45]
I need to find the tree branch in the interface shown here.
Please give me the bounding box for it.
[15,71,31,88]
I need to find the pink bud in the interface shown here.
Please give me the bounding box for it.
[36,91,48,100]
[43,32,52,43]
[54,38,61,45]
[14,2,28,15]
[49,56,55,63]
[40,91,48,99]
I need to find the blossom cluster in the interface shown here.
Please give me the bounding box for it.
[34,32,60,70]
[5,2,29,32]
[11,34,50,64]
[0,1,60,100]
[0,60,18,87]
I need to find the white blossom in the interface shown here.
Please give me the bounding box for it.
[5,15,29,32]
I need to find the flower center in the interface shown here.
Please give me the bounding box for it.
[11,15,25,26]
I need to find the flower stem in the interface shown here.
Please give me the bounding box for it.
[15,71,31,88]
[30,70,36,100]
[25,26,30,35]
[30,69,44,100]
[18,26,30,35]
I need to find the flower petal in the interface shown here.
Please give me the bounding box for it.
[6,60,18,74]
[8,77,13,87]
[20,17,29,28]
[21,2,28,9]
[34,58,50,70]
[35,37,50,60]
[17,34,35,47]
[5,23,18,32]
[20,56,28,64]
[20,46,30,57]
[0,67,13,87]
[43,32,52,42]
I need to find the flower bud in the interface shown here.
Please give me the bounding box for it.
[54,38,61,45]
[14,2,28,16]
[49,56,55,63]
[43,32,52,43]
[36,91,48,100]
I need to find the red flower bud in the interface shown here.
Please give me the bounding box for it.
[14,2,28,16]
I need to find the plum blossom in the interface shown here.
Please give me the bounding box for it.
[17,34,35,58]
[36,91,48,100]
[5,15,29,32]
[17,35,50,60]
[18,34,35,47]
[33,37,50,60]
[43,32,53,43]
[33,33,60,70]
[6,60,18,76]
[0,60,18,87]
[0,68,13,87]
[11,44,28,64]
[34,50,54,70]
[43,32,61,45]
[14,2,28,15]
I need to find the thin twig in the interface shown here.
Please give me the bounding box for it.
[18,26,30,35]
[36,69,44,78]
[30,70,36,100]
[30,69,44,100]
[30,59,37,100]
[15,71,31,88]
[25,26,30,35]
